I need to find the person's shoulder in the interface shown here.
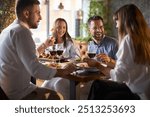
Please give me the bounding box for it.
[1,23,20,35]
[5,22,28,35]
[67,38,74,43]
[105,35,117,40]
[104,35,118,43]
[123,34,131,44]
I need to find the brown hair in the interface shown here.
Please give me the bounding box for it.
[52,18,72,48]
[114,4,150,64]
[15,0,40,18]
[87,15,104,27]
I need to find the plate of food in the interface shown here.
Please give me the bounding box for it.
[38,58,52,62]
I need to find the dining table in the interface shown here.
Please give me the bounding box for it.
[64,68,108,100]
[39,57,109,100]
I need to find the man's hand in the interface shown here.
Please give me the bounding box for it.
[55,63,76,77]
[96,53,111,63]
[83,58,111,77]
[83,58,100,68]
[96,53,116,68]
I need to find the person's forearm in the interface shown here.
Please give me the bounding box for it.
[97,61,111,77]
[37,43,47,55]
[54,69,67,77]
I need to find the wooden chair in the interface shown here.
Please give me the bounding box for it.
[0,86,9,100]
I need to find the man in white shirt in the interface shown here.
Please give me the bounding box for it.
[0,0,76,100]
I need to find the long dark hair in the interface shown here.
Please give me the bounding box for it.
[52,18,72,48]
[114,4,150,64]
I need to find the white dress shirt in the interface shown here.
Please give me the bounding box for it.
[110,35,150,99]
[0,19,56,99]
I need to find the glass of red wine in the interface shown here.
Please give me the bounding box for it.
[56,44,64,63]
[87,52,96,58]
[87,41,97,59]
[49,45,57,63]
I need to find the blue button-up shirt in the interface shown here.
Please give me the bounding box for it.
[88,36,118,60]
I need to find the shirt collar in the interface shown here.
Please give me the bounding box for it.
[15,19,32,34]
[92,35,105,45]
[19,20,30,29]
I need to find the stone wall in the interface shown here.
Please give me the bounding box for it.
[0,0,16,33]
[107,0,150,37]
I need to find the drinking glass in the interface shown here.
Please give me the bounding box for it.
[56,44,64,63]
[87,41,97,59]
[49,45,57,63]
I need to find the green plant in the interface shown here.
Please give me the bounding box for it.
[0,0,16,33]
[76,35,91,42]
[89,0,106,18]
[76,0,111,42]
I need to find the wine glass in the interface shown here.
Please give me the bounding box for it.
[49,45,57,63]
[87,41,97,59]
[56,44,64,63]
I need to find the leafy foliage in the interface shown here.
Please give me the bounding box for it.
[0,0,16,33]
[89,0,105,18]
[76,0,111,42]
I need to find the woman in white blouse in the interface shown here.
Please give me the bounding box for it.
[41,18,80,99]
[37,18,79,58]
[84,4,150,100]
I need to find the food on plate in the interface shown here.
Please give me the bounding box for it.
[76,62,89,68]
[45,63,62,69]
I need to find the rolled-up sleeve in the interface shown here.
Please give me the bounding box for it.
[13,29,56,80]
[110,35,134,82]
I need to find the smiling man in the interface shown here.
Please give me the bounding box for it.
[0,0,76,100]
[87,15,118,63]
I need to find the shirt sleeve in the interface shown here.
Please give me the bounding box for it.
[13,29,56,80]
[64,41,80,59]
[110,35,135,82]
[70,42,81,59]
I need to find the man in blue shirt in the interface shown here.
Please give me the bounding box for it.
[87,15,118,68]
[79,16,118,99]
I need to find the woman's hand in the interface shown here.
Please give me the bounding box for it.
[83,58,111,77]
[44,36,55,47]
[37,37,55,55]
[83,58,100,68]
